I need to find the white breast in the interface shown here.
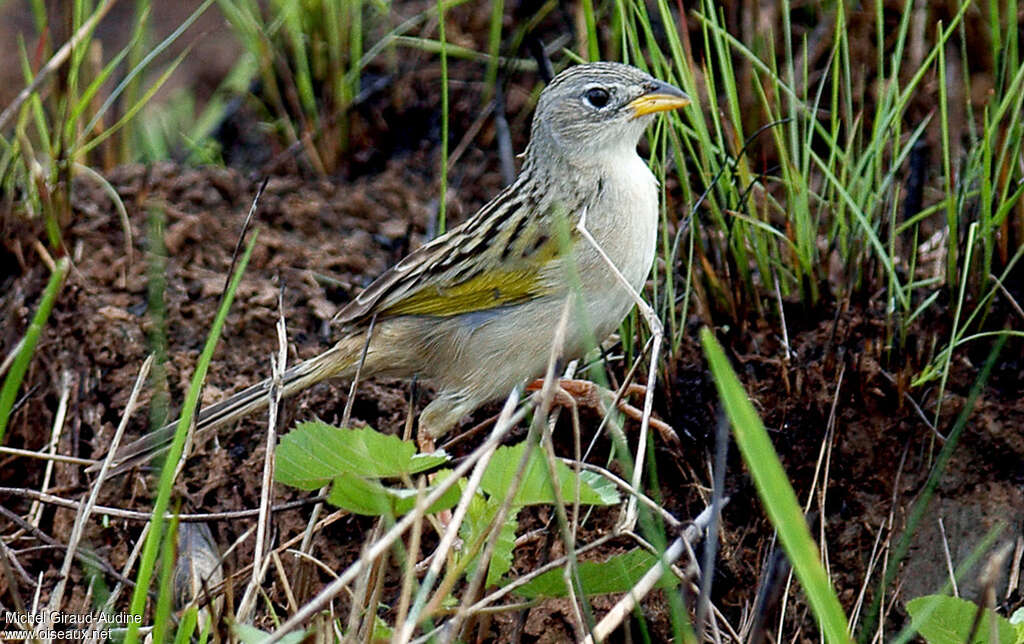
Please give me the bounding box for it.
[584,151,659,291]
[573,150,659,341]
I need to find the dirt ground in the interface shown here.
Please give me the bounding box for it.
[2,3,1024,641]
[3,136,1023,640]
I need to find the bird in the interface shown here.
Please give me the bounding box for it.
[101,62,689,473]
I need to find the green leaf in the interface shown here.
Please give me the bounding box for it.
[906,596,1017,644]
[325,470,461,517]
[276,422,447,490]
[458,493,520,587]
[479,443,619,507]
[325,473,392,515]
[513,549,675,599]
[372,614,394,641]
[1010,607,1024,642]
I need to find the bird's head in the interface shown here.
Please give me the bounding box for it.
[528,62,689,164]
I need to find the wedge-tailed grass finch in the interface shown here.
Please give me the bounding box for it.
[107,62,689,469]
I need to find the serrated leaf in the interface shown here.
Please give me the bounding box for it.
[479,442,619,506]
[513,549,675,599]
[326,471,461,517]
[233,623,305,644]
[906,595,1017,644]
[458,493,519,587]
[276,422,447,489]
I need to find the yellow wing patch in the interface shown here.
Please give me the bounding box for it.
[382,268,551,317]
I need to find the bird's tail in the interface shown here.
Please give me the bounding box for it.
[96,342,359,475]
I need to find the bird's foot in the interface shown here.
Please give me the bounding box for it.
[525,378,679,445]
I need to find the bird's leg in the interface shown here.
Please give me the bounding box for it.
[417,434,436,455]
[417,393,469,454]
[417,393,477,529]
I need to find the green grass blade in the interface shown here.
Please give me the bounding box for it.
[67,21,144,134]
[580,0,599,61]
[278,0,317,119]
[77,44,194,159]
[700,327,850,642]
[173,606,199,644]
[483,0,504,101]
[124,232,259,643]
[0,257,70,444]
[79,0,216,144]
[151,511,180,643]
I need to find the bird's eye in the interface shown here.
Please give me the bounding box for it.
[584,87,610,108]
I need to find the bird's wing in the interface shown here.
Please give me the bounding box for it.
[333,182,579,327]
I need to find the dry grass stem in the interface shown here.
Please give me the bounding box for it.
[0,446,96,466]
[584,501,718,643]
[29,371,71,529]
[237,291,289,621]
[272,550,299,614]
[0,338,25,379]
[0,487,324,522]
[400,387,529,642]
[393,477,427,643]
[284,548,341,580]
[295,314,378,600]
[1007,536,1024,600]
[46,355,153,620]
[938,517,959,597]
[102,522,149,612]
